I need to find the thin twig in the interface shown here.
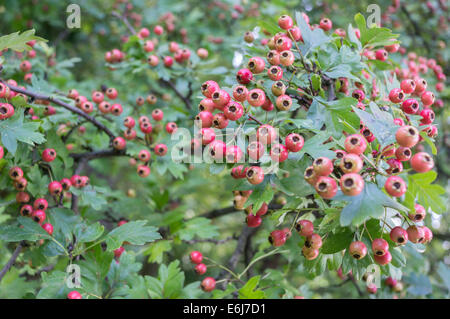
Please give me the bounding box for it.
[0,243,23,283]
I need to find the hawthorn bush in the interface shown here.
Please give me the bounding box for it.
[0,0,448,299]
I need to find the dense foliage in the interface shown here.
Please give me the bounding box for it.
[0,0,448,299]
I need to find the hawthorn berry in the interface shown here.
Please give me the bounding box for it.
[247,141,265,161]
[278,15,293,30]
[201,277,216,292]
[270,144,289,162]
[395,126,419,148]
[32,210,46,224]
[386,158,403,174]
[421,91,435,106]
[409,203,426,222]
[247,57,265,74]
[114,246,125,258]
[155,144,168,156]
[60,178,72,191]
[212,89,231,108]
[124,116,136,128]
[42,148,57,162]
[340,173,364,196]
[233,85,248,102]
[113,137,126,150]
[344,134,367,155]
[41,223,53,236]
[257,124,277,145]
[384,176,407,197]
[9,166,24,180]
[198,98,215,112]
[16,192,30,203]
[352,89,365,102]
[267,50,280,65]
[406,225,425,244]
[152,109,164,121]
[166,122,178,134]
[374,250,392,266]
[285,133,304,152]
[269,230,287,247]
[190,251,203,264]
[14,177,28,191]
[388,88,405,103]
[212,113,229,130]
[231,165,247,179]
[367,283,377,294]
[340,153,363,174]
[92,91,104,104]
[314,176,337,199]
[304,166,318,186]
[279,50,294,66]
[302,246,319,260]
[200,128,216,145]
[137,165,150,178]
[372,238,389,256]
[295,220,314,237]
[419,108,435,125]
[247,89,266,107]
[395,147,412,161]
[246,214,262,228]
[195,263,207,275]
[349,241,367,259]
[246,166,264,185]
[223,101,244,121]
[67,291,82,299]
[195,111,214,128]
[138,150,151,162]
[256,203,268,216]
[106,87,118,99]
[390,226,408,245]
[48,181,63,197]
[313,157,333,176]
[375,49,388,61]
[268,66,283,81]
[201,81,219,98]
[111,103,123,116]
[98,101,111,113]
[410,152,434,173]
[400,79,416,94]
[422,226,433,244]
[124,129,137,140]
[20,205,33,217]
[319,18,332,31]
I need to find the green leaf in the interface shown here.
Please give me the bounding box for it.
[0,113,46,155]
[26,165,50,198]
[321,228,353,254]
[145,261,185,299]
[144,240,172,264]
[177,217,219,241]
[74,222,105,243]
[0,216,50,242]
[36,271,69,299]
[405,273,432,296]
[335,182,408,226]
[354,13,399,48]
[406,171,446,214]
[238,276,266,299]
[70,186,107,211]
[104,220,161,251]
[0,29,46,52]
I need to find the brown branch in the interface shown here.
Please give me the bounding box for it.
[111,11,137,35]
[0,243,23,283]
[183,236,235,245]
[69,148,127,161]
[1,81,116,141]
[159,79,192,110]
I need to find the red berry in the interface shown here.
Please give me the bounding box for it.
[236,68,253,84]
[305,233,322,249]
[319,18,333,31]
[137,165,150,178]
[375,49,388,61]
[302,246,319,260]
[419,108,435,125]
[313,157,334,176]
[113,137,126,150]
[278,15,293,30]
[285,133,304,152]
[372,238,389,256]
[267,66,283,81]
[246,214,262,227]
[32,210,46,224]
[114,246,125,258]
[233,85,248,102]
[195,111,214,128]
[384,176,407,197]
[340,153,363,174]
[106,88,118,99]
[201,277,216,292]
[151,109,164,121]
[374,251,392,265]
[42,223,53,236]
[400,79,416,94]
[67,291,82,299]
[422,226,433,244]
[246,166,264,185]
[390,226,408,245]
[247,141,265,161]
[340,173,364,196]
[48,181,63,196]
[9,166,24,180]
[256,203,268,216]
[395,126,419,148]
[344,134,367,155]
[410,152,434,173]
[407,225,425,243]
[257,125,277,145]
[314,176,337,199]
[201,81,219,98]
[421,91,435,106]
[33,198,48,211]
[388,88,405,103]
[270,144,289,162]
[190,251,203,264]
[349,241,367,259]
[409,203,426,222]
[212,89,231,108]
[247,89,266,107]
[352,89,365,102]
[295,220,314,237]
[20,205,33,217]
[269,230,287,247]
[195,263,207,275]
[155,144,168,156]
[225,146,243,163]
[42,148,57,162]
[223,101,244,121]
[166,122,178,134]
[395,147,412,161]
[279,50,294,66]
